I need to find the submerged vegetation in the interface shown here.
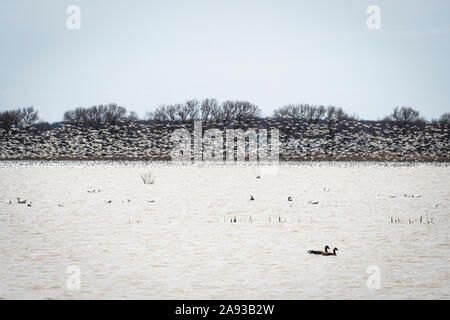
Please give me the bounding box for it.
[140,171,154,184]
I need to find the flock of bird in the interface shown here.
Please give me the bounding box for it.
[6,192,156,209]
[4,170,440,258]
[0,120,448,160]
[15,198,32,207]
[9,192,340,256]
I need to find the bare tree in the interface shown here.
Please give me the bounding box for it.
[183,99,200,121]
[63,104,135,128]
[86,105,107,129]
[306,105,326,123]
[149,104,180,122]
[0,106,39,130]
[104,103,127,126]
[146,99,261,123]
[125,111,139,124]
[233,101,261,121]
[218,101,235,121]
[20,106,39,126]
[146,105,167,122]
[273,104,326,123]
[64,107,88,125]
[0,110,20,130]
[383,106,424,126]
[200,98,219,121]
[273,104,297,119]
[324,105,354,122]
[217,100,261,121]
[437,113,450,124]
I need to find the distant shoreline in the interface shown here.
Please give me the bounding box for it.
[2,120,449,162]
[0,156,449,163]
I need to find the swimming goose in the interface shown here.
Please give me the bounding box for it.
[307,245,330,255]
[17,198,27,204]
[250,196,255,201]
[288,196,293,201]
[321,248,338,256]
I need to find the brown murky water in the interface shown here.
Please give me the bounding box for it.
[0,161,448,299]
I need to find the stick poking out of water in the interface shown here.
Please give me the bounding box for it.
[140,171,154,184]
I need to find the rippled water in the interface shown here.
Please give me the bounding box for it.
[0,161,448,299]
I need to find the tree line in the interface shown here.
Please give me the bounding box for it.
[62,103,139,129]
[0,99,449,131]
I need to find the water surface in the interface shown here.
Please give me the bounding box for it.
[0,161,448,299]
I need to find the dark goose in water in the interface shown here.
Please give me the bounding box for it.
[307,245,330,255]
[321,248,339,256]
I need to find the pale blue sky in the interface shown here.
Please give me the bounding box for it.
[0,0,449,122]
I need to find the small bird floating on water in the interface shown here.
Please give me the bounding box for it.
[288,196,293,202]
[250,196,255,201]
[17,198,27,204]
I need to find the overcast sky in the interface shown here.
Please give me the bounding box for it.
[0,0,449,122]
